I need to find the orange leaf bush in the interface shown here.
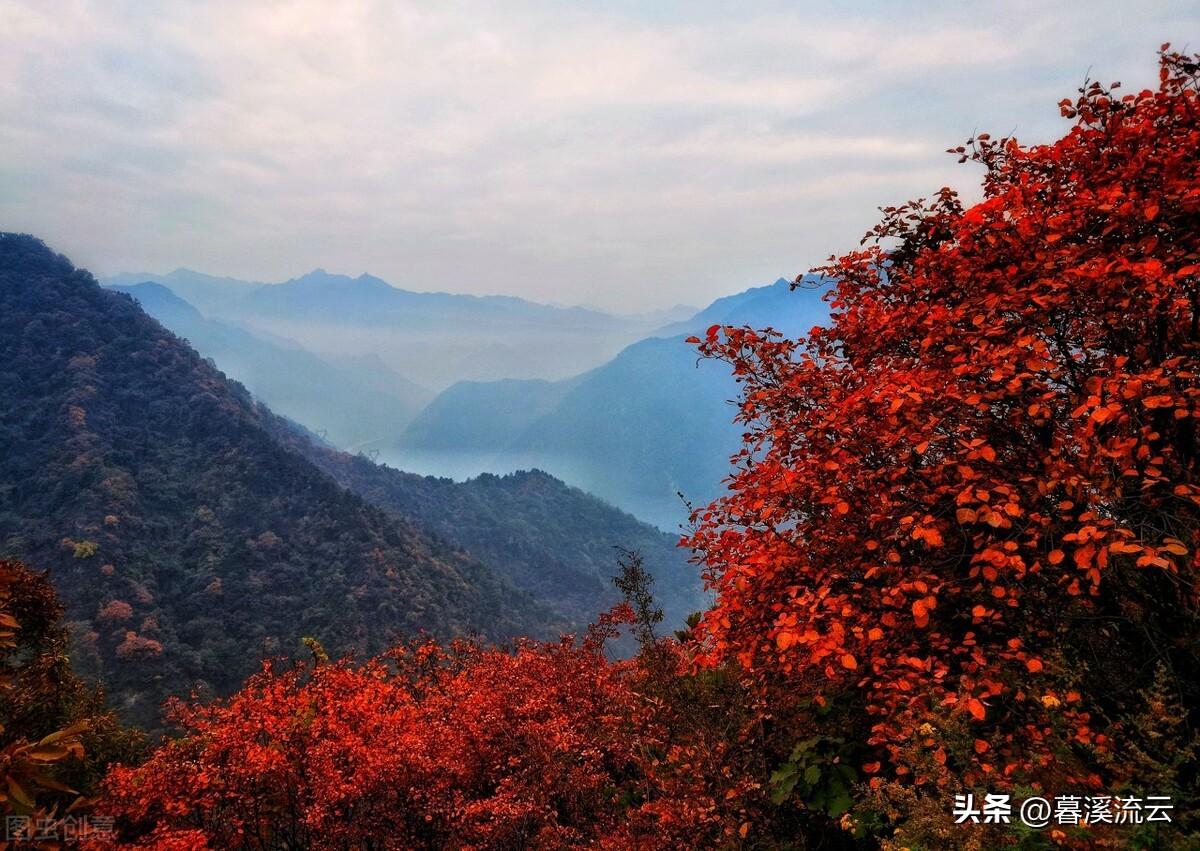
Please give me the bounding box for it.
[99,634,655,849]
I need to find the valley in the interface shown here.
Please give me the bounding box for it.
[2,233,712,724]
[105,269,830,530]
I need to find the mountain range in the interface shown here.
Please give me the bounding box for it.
[110,282,432,449]
[103,268,671,391]
[107,266,831,529]
[390,277,832,528]
[3,234,702,725]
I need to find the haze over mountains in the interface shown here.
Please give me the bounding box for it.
[391,278,832,528]
[109,282,432,449]
[3,234,703,725]
[104,267,830,530]
[3,231,827,732]
[104,268,677,392]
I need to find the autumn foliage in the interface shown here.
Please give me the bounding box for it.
[96,609,794,850]
[94,616,808,849]
[686,46,1200,843]
[32,47,1200,850]
[0,560,141,844]
[98,627,647,849]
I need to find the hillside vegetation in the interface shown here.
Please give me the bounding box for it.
[0,234,551,724]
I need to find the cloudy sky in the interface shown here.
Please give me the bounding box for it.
[1,1,1196,310]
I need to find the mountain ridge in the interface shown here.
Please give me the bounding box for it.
[102,267,665,389]
[389,277,832,528]
[274,438,706,631]
[110,281,432,446]
[0,234,554,725]
[105,267,634,328]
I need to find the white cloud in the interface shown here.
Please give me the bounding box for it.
[0,0,1196,309]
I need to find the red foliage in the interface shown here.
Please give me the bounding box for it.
[97,631,671,849]
[95,604,781,848]
[686,47,1200,791]
[96,600,133,623]
[114,631,163,660]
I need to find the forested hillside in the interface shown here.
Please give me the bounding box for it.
[110,282,700,631]
[111,282,431,447]
[0,234,552,724]
[282,441,708,629]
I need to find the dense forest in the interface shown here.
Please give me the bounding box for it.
[0,47,1197,850]
[284,441,708,629]
[0,234,555,724]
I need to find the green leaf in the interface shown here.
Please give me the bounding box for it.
[768,765,799,804]
[827,791,853,817]
[789,737,820,759]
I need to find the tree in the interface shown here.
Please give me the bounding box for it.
[612,548,664,649]
[685,47,1200,844]
[98,625,668,849]
[0,560,142,843]
[98,555,792,850]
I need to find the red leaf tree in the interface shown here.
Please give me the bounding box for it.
[686,47,1200,804]
[98,627,679,849]
[95,589,775,849]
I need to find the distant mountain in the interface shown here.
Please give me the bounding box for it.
[102,268,669,390]
[0,234,552,725]
[278,441,707,631]
[327,352,428,404]
[102,268,263,315]
[239,268,628,331]
[109,282,431,448]
[401,377,579,452]
[106,280,203,323]
[652,276,829,339]
[390,277,831,528]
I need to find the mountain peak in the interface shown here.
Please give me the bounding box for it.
[356,272,393,288]
[110,281,204,321]
[0,232,67,271]
[286,268,394,291]
[291,268,343,285]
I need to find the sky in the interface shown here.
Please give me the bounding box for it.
[1,1,1197,312]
